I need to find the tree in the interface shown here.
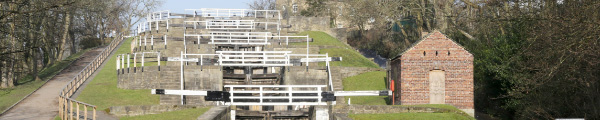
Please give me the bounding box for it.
[248,0,275,10]
[0,0,161,88]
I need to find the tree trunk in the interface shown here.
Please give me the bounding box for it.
[4,0,17,88]
[57,10,71,61]
[1,61,6,88]
[70,30,77,55]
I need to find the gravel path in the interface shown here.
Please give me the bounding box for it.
[0,47,105,120]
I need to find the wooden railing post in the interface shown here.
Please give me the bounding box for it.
[63,98,67,120]
[58,96,62,120]
[70,100,73,120]
[93,107,96,120]
[76,103,80,120]
[84,106,88,120]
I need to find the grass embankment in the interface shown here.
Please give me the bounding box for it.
[342,71,388,105]
[76,37,159,111]
[349,104,474,120]
[0,48,91,112]
[350,113,473,120]
[120,107,211,120]
[291,31,379,68]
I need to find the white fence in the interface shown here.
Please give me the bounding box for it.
[184,32,308,46]
[225,85,327,106]
[147,10,170,22]
[209,32,270,45]
[116,52,161,71]
[217,51,292,67]
[184,20,280,30]
[137,10,170,33]
[186,8,250,18]
[185,9,281,19]
[207,20,255,29]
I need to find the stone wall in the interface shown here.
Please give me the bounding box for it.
[333,105,468,115]
[287,16,330,33]
[117,66,222,90]
[109,105,208,117]
[283,66,328,86]
[117,65,222,105]
[197,106,230,120]
[117,66,180,89]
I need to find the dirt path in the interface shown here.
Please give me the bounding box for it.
[0,47,105,120]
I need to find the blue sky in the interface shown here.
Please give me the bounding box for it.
[159,0,252,14]
[132,0,252,33]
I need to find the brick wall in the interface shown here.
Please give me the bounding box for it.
[391,31,474,110]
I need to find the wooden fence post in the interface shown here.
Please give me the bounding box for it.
[76,103,80,120]
[70,100,73,120]
[84,106,87,120]
[93,107,96,120]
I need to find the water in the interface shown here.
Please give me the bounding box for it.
[358,49,388,69]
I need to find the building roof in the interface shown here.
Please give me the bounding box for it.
[390,30,471,60]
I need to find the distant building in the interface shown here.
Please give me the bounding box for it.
[389,30,474,116]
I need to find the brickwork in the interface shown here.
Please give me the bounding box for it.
[390,31,474,110]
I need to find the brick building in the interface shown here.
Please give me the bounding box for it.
[389,30,474,115]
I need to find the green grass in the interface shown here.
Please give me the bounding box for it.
[291,31,379,68]
[343,71,388,105]
[120,107,211,120]
[0,48,91,112]
[76,37,159,111]
[290,31,349,47]
[320,48,379,68]
[350,113,473,120]
[349,104,474,120]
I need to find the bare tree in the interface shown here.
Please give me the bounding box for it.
[247,0,275,10]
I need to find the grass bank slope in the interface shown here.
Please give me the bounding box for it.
[343,71,387,105]
[76,37,159,111]
[293,31,379,68]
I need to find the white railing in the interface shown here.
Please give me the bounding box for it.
[147,10,170,22]
[225,85,327,106]
[207,20,255,29]
[253,10,281,19]
[209,32,270,45]
[216,51,292,67]
[272,35,310,46]
[116,52,161,71]
[143,10,170,32]
[183,21,207,30]
[186,8,252,18]
[184,32,308,46]
[185,9,281,20]
[184,20,280,30]
[137,22,149,34]
[254,21,280,30]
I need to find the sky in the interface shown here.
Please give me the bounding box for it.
[132,0,252,34]
[159,0,252,14]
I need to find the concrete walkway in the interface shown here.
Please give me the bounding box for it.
[0,47,105,120]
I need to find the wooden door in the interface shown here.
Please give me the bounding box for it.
[429,70,445,104]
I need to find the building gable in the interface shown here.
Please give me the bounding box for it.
[392,30,472,60]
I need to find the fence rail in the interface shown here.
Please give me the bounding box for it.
[224,85,327,106]
[216,51,292,67]
[185,9,281,20]
[116,52,161,71]
[58,35,125,120]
